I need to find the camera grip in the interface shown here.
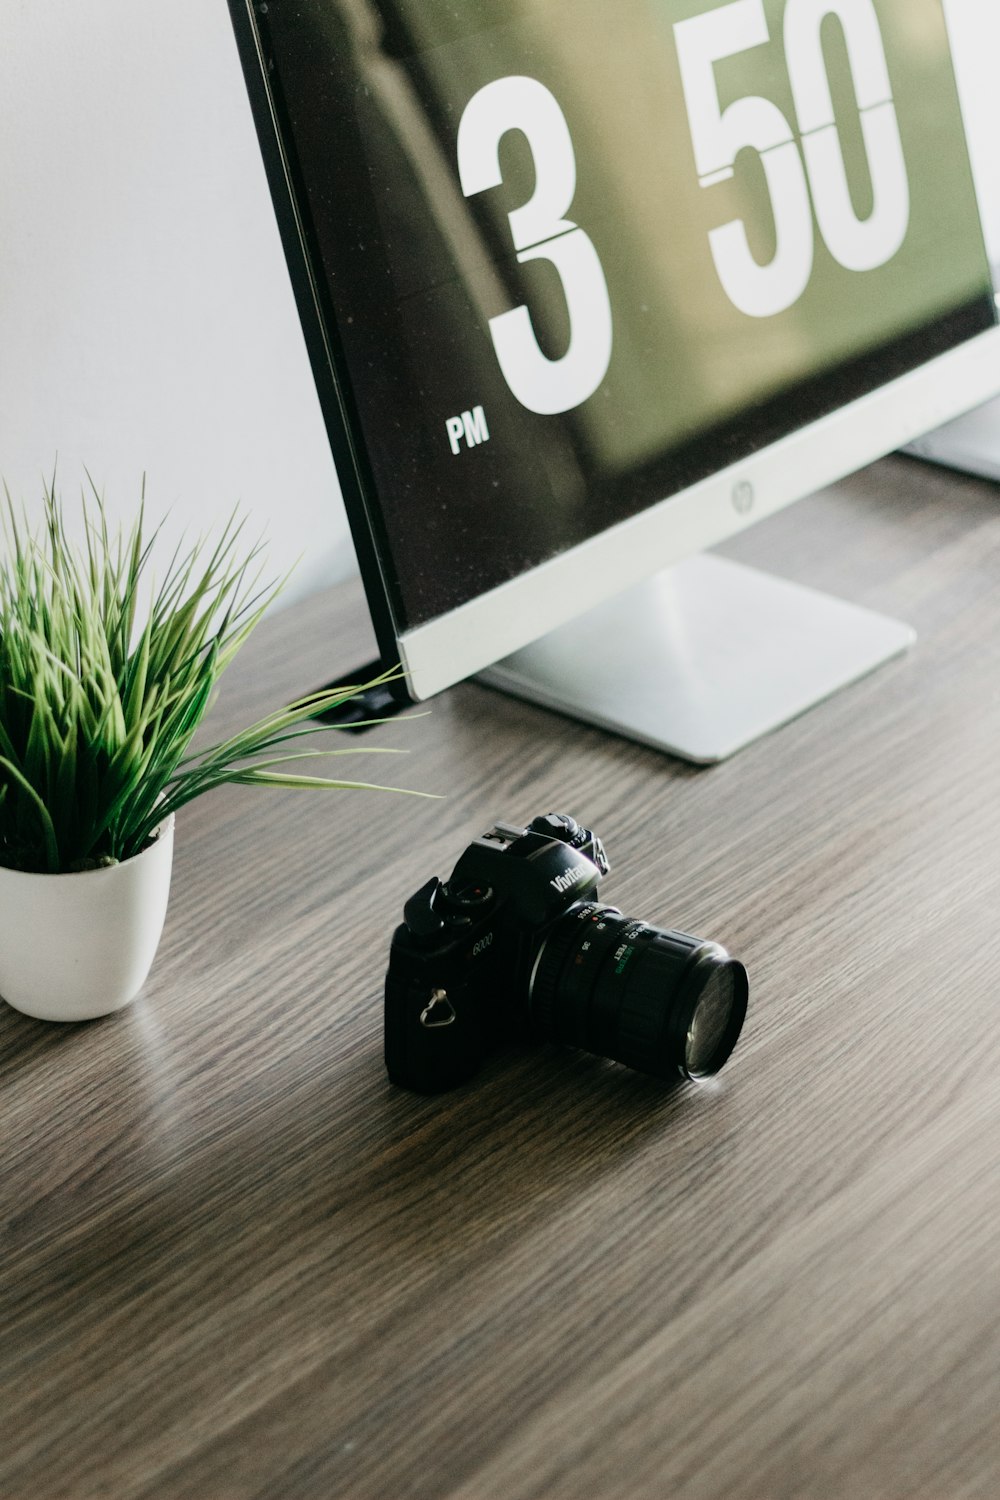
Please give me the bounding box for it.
[384,954,487,1094]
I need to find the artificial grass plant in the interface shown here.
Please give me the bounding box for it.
[0,480,425,874]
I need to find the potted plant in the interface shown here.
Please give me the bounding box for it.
[0,481,425,1022]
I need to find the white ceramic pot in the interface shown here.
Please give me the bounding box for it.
[0,815,174,1022]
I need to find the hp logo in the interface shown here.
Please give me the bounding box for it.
[731,480,755,516]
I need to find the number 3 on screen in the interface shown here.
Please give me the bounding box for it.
[457,76,614,416]
[674,0,910,318]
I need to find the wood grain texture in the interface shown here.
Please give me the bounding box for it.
[3,457,1000,1499]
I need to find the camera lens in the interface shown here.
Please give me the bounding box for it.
[529,904,747,1082]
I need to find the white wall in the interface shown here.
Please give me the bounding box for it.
[0,0,354,607]
[0,1,997,616]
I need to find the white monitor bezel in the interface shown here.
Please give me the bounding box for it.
[399,317,1000,699]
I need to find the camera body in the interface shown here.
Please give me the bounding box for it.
[385,814,608,1092]
[384,812,749,1094]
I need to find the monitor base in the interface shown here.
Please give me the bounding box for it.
[476,554,915,765]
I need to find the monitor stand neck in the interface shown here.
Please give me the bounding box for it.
[476,553,914,765]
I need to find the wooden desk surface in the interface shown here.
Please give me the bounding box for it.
[4,457,1000,1499]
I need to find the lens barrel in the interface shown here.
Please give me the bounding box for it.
[529,903,747,1081]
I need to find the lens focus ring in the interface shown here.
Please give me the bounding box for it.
[608,928,704,1073]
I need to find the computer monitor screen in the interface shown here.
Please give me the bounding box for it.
[228,0,1000,749]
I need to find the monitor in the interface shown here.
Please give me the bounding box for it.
[227,0,1000,761]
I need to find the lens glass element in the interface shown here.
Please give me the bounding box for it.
[685,967,739,1077]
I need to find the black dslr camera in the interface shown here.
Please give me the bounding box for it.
[384,813,748,1093]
